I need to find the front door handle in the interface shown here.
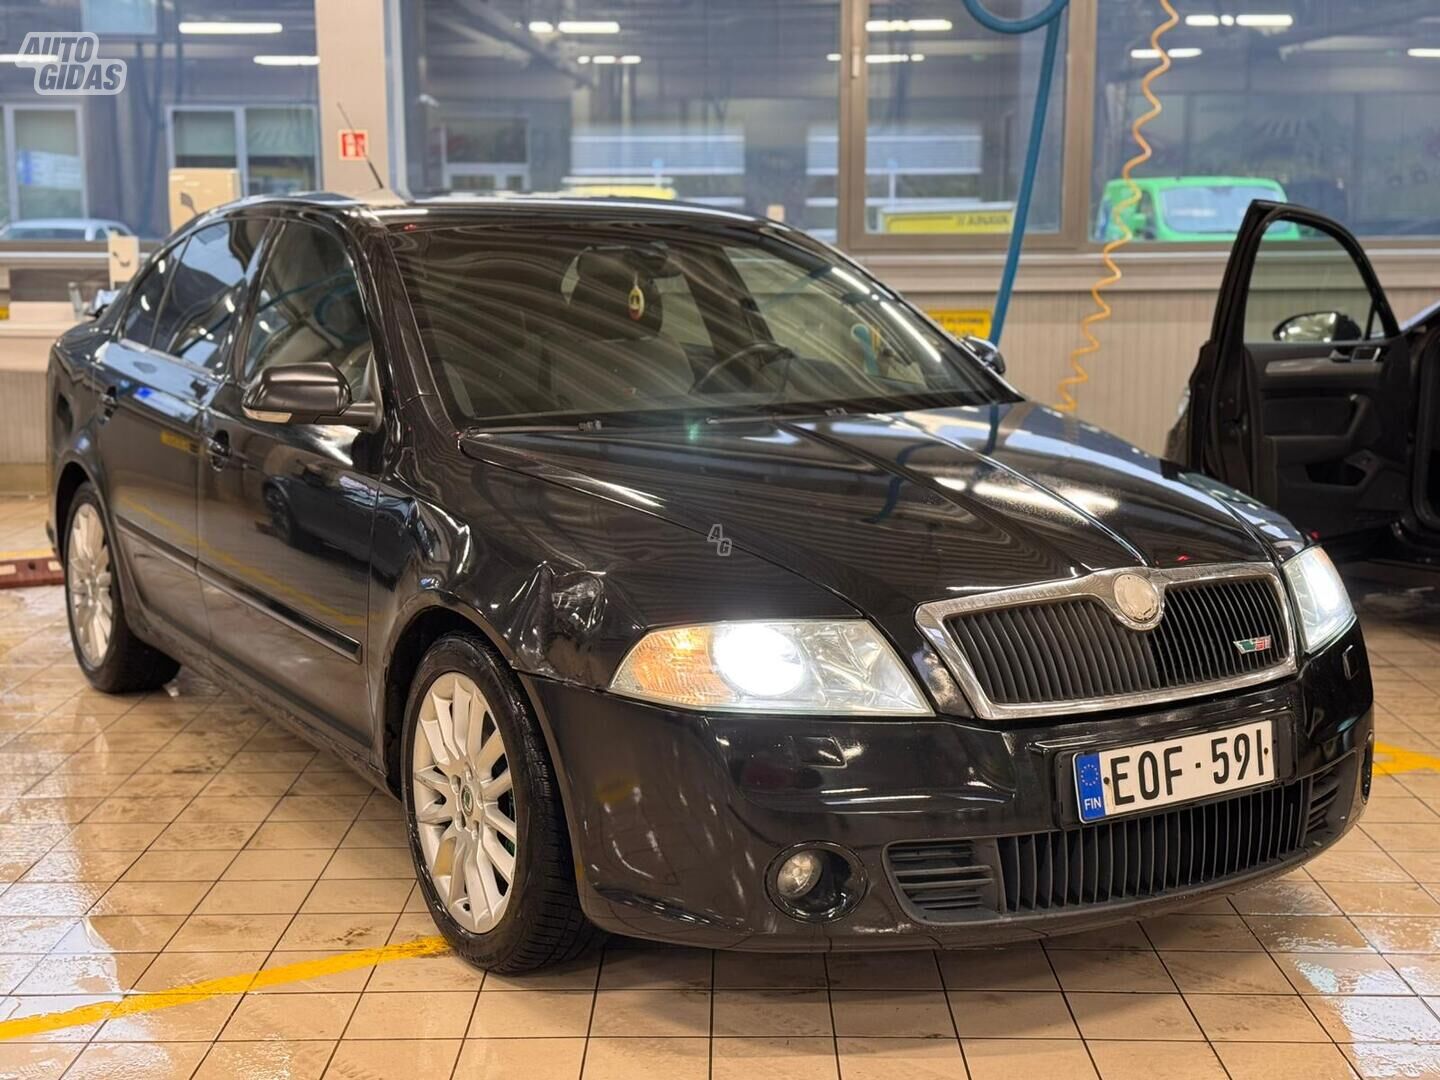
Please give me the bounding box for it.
[205,430,232,471]
[98,386,119,422]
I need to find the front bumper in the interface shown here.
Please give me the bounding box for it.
[525,619,1373,951]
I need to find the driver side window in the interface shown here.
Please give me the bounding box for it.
[242,221,376,402]
[1244,221,1381,345]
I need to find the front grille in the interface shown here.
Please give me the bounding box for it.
[887,764,1347,923]
[946,575,1289,708]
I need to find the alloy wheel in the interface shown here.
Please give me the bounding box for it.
[67,503,114,667]
[412,671,518,933]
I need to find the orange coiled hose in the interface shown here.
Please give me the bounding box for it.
[1056,0,1180,413]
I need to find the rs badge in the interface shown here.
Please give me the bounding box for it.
[1233,635,1273,655]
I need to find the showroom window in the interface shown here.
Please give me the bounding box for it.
[1093,0,1440,241]
[857,1,1066,242]
[4,106,86,224]
[170,106,320,197]
[398,0,843,237]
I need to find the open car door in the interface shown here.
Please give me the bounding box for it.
[1182,200,1412,544]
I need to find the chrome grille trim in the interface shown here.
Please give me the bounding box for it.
[915,563,1299,721]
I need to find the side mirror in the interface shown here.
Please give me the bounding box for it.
[1120,207,1149,239]
[242,362,378,428]
[1273,310,1363,344]
[964,335,1006,376]
[87,288,119,319]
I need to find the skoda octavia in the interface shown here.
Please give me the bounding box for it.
[47,194,1372,971]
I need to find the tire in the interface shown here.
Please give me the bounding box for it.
[62,483,180,693]
[401,632,594,972]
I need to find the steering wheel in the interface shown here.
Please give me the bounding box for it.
[693,341,795,396]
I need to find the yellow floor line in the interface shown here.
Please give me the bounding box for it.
[1373,742,1440,776]
[0,934,450,1042]
[0,548,55,562]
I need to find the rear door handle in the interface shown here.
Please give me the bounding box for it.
[98,386,119,422]
[205,430,231,471]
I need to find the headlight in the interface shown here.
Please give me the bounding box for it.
[609,620,931,715]
[1283,546,1354,654]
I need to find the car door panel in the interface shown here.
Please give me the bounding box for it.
[1184,200,1410,542]
[198,218,380,745]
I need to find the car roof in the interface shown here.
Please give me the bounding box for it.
[205,190,776,234]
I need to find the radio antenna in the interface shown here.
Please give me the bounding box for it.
[336,101,385,191]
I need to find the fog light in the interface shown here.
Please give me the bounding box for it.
[1362,733,1374,802]
[775,850,824,899]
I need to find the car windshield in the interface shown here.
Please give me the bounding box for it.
[1159,185,1276,236]
[389,220,1015,427]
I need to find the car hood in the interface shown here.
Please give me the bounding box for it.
[459,401,1278,621]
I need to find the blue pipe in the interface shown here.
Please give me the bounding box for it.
[961,0,1069,345]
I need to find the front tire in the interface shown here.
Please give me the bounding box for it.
[401,632,593,971]
[63,483,179,693]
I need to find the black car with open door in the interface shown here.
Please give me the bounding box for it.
[1172,200,1438,564]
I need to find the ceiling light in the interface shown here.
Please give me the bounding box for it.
[178,21,283,34]
[253,54,318,65]
[1409,47,1440,57]
[1236,13,1294,27]
[0,52,58,62]
[1185,14,1221,26]
[620,54,641,64]
[528,20,555,33]
[866,18,954,32]
[1131,46,1202,59]
[591,54,618,64]
[557,20,620,34]
[828,52,926,63]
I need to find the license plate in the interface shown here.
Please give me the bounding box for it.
[1074,719,1275,823]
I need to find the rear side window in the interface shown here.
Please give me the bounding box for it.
[120,247,179,347]
[152,219,270,371]
[242,221,375,401]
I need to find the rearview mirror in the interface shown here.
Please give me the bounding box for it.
[1273,310,1363,345]
[242,363,378,428]
[964,335,1006,376]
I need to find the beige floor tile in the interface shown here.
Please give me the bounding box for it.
[471,988,597,1037]
[22,848,137,883]
[1323,881,1440,916]
[84,797,190,824]
[0,915,79,952]
[221,849,332,881]
[1214,1042,1359,1080]
[0,1042,82,1080]
[453,1037,586,1080]
[1271,952,1411,995]
[964,1039,1096,1080]
[248,819,351,850]
[1066,991,1202,1041]
[582,1036,709,1080]
[1307,994,1440,1043]
[365,950,485,992]
[825,950,942,990]
[62,1040,210,1079]
[268,794,366,821]
[134,950,269,993]
[1048,948,1175,992]
[0,954,38,993]
[90,880,210,917]
[194,1039,335,1080]
[835,1037,966,1080]
[711,1036,839,1080]
[1230,879,1342,915]
[13,952,153,995]
[118,849,235,882]
[325,1038,461,1079]
[321,848,415,879]
[481,952,600,991]
[61,822,166,850]
[151,821,258,851]
[1390,954,1440,994]
[344,989,476,1039]
[96,993,242,1042]
[1343,1042,1440,1080]
[53,914,184,953]
[166,914,292,952]
[221,992,359,1041]
[299,878,413,914]
[947,989,1076,1039]
[712,989,833,1037]
[0,882,107,916]
[1142,914,1262,952]
[275,913,396,951]
[251,949,374,995]
[940,943,1057,991]
[597,944,712,989]
[1354,914,1440,953]
[1305,850,1411,883]
[1038,923,1151,951]
[830,990,954,1038]
[1161,950,1293,994]
[1183,993,1330,1042]
[1086,1040,1227,1080]
[195,879,312,915]
[200,772,299,799]
[589,988,709,1038]
[1245,914,1375,952]
[176,795,282,824]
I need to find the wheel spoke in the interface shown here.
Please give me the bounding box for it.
[476,728,505,775]
[414,765,451,796]
[415,795,451,826]
[481,829,516,887]
[480,768,511,801]
[481,801,518,843]
[451,681,476,763]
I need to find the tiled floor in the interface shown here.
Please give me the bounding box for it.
[5,496,1440,1079]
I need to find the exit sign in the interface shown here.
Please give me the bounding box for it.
[338,129,369,161]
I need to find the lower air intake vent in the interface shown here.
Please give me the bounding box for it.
[885,840,997,921]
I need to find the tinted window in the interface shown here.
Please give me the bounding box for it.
[152,219,270,370]
[120,247,180,347]
[391,223,1013,425]
[243,221,374,400]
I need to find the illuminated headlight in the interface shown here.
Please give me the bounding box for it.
[1283,547,1355,654]
[609,620,931,715]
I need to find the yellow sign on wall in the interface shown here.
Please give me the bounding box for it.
[927,308,993,340]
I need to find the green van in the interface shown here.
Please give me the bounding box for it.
[1095,176,1300,242]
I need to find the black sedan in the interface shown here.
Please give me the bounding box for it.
[46,193,1372,971]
